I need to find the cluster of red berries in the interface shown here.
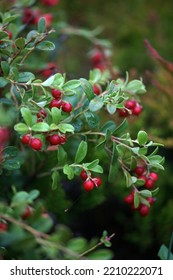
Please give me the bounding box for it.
[118,99,143,117]
[22,8,53,28]
[49,89,72,113]
[134,166,158,190]
[124,190,155,217]
[91,49,106,71]
[80,169,102,191]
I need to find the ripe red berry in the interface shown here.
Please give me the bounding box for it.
[118,109,129,117]
[134,166,145,176]
[41,0,59,6]
[59,134,67,144]
[22,134,31,145]
[145,178,155,189]
[132,105,143,115]
[83,179,95,192]
[93,84,101,95]
[138,175,147,184]
[124,194,134,205]
[51,89,62,99]
[49,99,62,109]
[62,102,72,113]
[6,30,13,40]
[149,172,158,182]
[139,204,150,217]
[30,138,42,151]
[91,51,103,64]
[37,109,47,119]
[147,197,155,205]
[80,170,88,180]
[0,222,8,232]
[22,206,32,219]
[92,177,102,187]
[125,100,137,110]
[49,134,61,145]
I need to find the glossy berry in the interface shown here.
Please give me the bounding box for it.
[125,100,137,110]
[124,194,134,205]
[80,170,88,180]
[134,166,145,176]
[132,105,143,115]
[139,204,150,217]
[22,206,32,219]
[62,102,72,113]
[0,222,8,232]
[149,172,158,181]
[93,84,101,95]
[22,134,31,145]
[49,99,62,109]
[92,177,102,187]
[145,178,155,189]
[51,89,62,99]
[83,179,95,192]
[30,138,42,151]
[49,134,61,145]
[118,109,128,118]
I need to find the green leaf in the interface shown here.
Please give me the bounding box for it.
[36,41,55,51]
[134,192,140,208]
[84,111,100,128]
[3,158,21,170]
[57,146,67,166]
[12,191,29,205]
[106,103,116,114]
[14,123,28,133]
[113,119,128,136]
[51,171,60,190]
[89,97,104,112]
[89,69,102,83]
[18,72,35,83]
[125,80,146,94]
[80,78,95,100]
[15,37,25,49]
[140,190,152,197]
[158,244,173,260]
[51,107,61,124]
[1,61,10,76]
[67,238,87,254]
[28,189,40,201]
[84,159,99,170]
[0,77,9,88]
[0,31,9,40]
[42,73,64,87]
[75,141,87,163]
[137,130,148,145]
[63,164,74,180]
[89,164,103,173]
[151,187,159,196]
[57,123,74,133]
[101,121,116,133]
[108,142,118,183]
[38,17,46,33]
[88,249,113,260]
[63,80,81,91]
[3,146,18,159]
[3,14,19,24]
[21,107,33,126]
[123,170,133,187]
[32,122,49,132]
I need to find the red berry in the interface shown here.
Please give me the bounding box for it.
[138,175,147,184]
[118,109,129,117]
[93,84,101,95]
[22,206,32,219]
[91,51,103,64]
[41,0,59,6]
[147,197,155,205]
[132,105,143,115]
[0,222,8,232]
[92,177,102,187]
[49,99,62,109]
[125,100,137,109]
[139,204,150,217]
[62,102,72,113]
[134,166,145,176]
[124,194,134,205]
[145,178,155,189]
[83,179,95,192]
[30,138,42,151]
[49,134,61,145]
[149,172,158,181]
[37,109,47,119]
[51,89,62,99]
[6,30,13,40]
[22,134,31,145]
[59,134,67,144]
[80,170,88,180]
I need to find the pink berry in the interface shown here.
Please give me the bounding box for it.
[22,134,31,145]
[49,134,61,145]
[83,179,95,192]
[125,100,137,109]
[139,204,150,217]
[132,105,143,116]
[80,170,88,180]
[51,89,62,99]
[62,102,72,113]
[149,172,158,182]
[92,177,102,187]
[145,178,155,189]
[30,138,42,151]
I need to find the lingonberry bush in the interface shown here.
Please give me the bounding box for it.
[0,0,164,259]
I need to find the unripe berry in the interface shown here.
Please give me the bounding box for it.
[83,179,95,192]
[49,134,61,145]
[22,134,31,145]
[93,84,101,95]
[62,102,72,113]
[134,166,145,176]
[92,177,102,187]
[145,178,155,189]
[149,172,158,181]
[139,204,150,217]
[80,170,88,180]
[49,99,62,109]
[0,222,8,232]
[30,138,42,151]
[51,89,62,99]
